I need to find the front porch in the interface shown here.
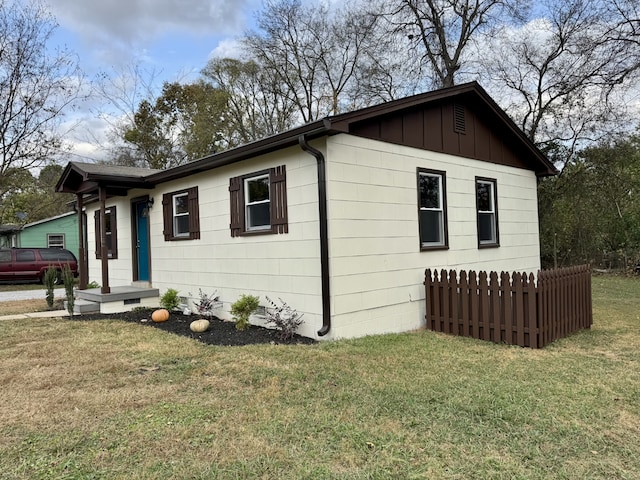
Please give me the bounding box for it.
[73,286,160,314]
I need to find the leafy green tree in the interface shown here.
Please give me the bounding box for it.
[539,134,640,269]
[123,81,229,169]
[0,164,73,224]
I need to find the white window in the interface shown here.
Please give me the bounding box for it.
[47,234,65,249]
[173,192,190,237]
[476,178,499,246]
[418,169,447,249]
[245,174,271,231]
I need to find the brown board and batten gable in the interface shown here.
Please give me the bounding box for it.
[326,82,556,176]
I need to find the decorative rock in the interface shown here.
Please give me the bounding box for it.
[190,319,210,333]
[151,309,170,322]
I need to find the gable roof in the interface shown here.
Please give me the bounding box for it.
[56,82,556,196]
[147,82,555,185]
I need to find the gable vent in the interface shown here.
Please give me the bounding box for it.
[453,103,466,134]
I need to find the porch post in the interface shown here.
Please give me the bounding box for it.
[76,194,88,290]
[99,186,111,294]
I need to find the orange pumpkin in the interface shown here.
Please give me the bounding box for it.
[151,308,170,322]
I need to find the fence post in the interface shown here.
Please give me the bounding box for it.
[500,271,512,344]
[424,268,432,329]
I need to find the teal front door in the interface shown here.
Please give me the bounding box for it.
[133,199,151,282]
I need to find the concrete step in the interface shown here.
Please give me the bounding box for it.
[67,298,100,314]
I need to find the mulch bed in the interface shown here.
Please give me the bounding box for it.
[77,309,317,347]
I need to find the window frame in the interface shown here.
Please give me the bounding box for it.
[244,173,272,232]
[95,206,118,259]
[417,168,449,251]
[475,177,500,248]
[162,187,200,241]
[47,233,65,249]
[230,166,288,237]
[172,192,191,238]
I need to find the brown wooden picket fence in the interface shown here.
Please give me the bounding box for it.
[423,265,592,348]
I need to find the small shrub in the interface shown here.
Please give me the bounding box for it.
[160,288,181,311]
[230,294,260,331]
[61,264,76,318]
[43,266,58,309]
[190,289,221,317]
[265,296,304,341]
[87,281,100,289]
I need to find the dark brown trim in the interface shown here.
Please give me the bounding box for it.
[475,176,500,248]
[417,168,449,251]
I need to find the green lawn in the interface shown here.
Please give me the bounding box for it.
[0,274,638,479]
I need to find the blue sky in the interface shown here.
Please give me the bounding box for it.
[43,0,265,161]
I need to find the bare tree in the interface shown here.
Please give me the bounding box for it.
[0,0,83,211]
[202,58,298,145]
[481,0,640,167]
[380,0,523,88]
[244,0,389,123]
[92,63,165,166]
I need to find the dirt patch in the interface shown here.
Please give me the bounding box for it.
[77,309,316,347]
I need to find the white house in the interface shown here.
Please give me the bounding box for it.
[56,82,556,340]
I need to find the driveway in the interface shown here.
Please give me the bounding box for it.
[0,288,62,303]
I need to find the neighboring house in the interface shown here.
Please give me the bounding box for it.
[18,212,80,257]
[56,82,556,340]
[0,212,79,256]
[0,225,21,248]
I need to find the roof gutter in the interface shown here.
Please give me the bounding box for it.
[298,134,331,337]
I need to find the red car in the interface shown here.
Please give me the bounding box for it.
[0,248,79,284]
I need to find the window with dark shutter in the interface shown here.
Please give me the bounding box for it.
[229,165,288,237]
[94,206,118,259]
[162,186,200,241]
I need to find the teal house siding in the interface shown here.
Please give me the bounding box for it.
[19,212,79,257]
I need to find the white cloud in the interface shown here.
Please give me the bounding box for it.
[48,0,259,46]
[208,38,244,60]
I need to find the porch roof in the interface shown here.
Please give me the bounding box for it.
[55,162,160,197]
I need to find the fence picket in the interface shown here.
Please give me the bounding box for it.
[489,272,500,343]
[460,270,469,336]
[469,271,479,339]
[449,269,459,335]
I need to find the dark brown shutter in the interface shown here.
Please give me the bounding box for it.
[270,165,288,234]
[229,176,243,237]
[94,210,101,259]
[109,206,118,259]
[162,193,172,241]
[187,186,200,240]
